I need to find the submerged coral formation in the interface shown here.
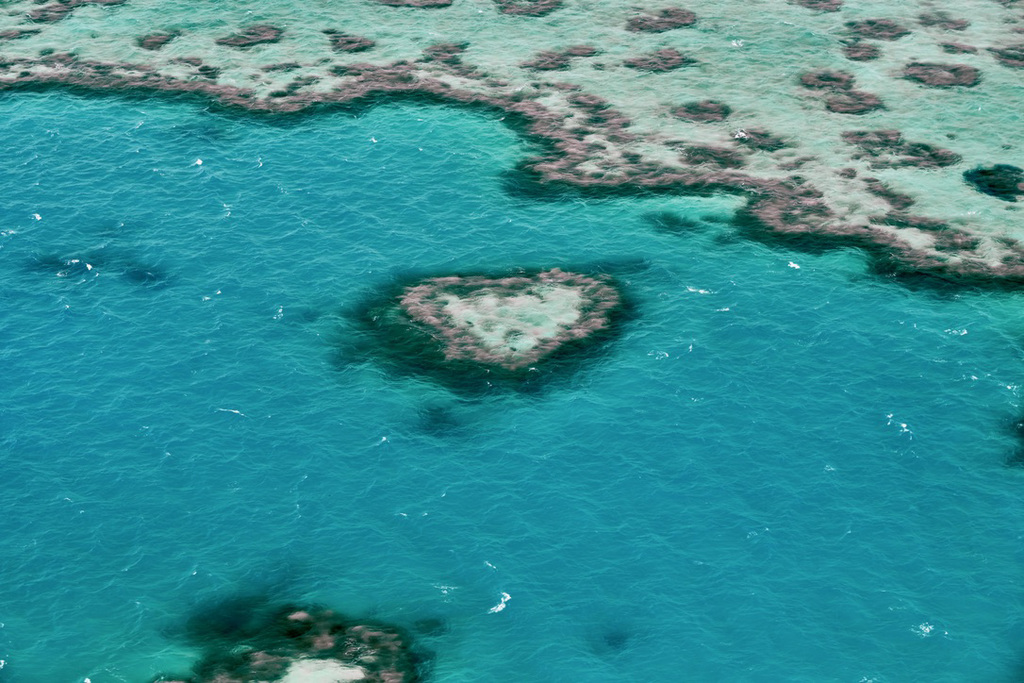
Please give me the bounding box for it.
[377,268,623,374]
[155,605,425,683]
[964,165,1024,202]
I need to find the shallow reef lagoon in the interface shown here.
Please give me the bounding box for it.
[3,88,1024,682]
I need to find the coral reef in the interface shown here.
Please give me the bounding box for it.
[28,0,124,23]
[964,165,1024,202]
[155,605,426,683]
[623,48,696,71]
[902,62,981,87]
[671,99,731,122]
[918,12,970,30]
[797,69,883,114]
[373,0,452,6]
[137,31,180,51]
[791,0,842,11]
[492,0,562,16]
[324,30,375,53]
[845,19,912,41]
[734,127,788,152]
[799,69,856,90]
[842,130,961,168]
[215,25,284,48]
[989,44,1024,69]
[625,8,698,32]
[842,42,881,61]
[384,268,624,373]
[0,0,1023,288]
[681,145,745,168]
[940,42,978,54]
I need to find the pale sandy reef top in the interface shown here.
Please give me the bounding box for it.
[1,0,1023,284]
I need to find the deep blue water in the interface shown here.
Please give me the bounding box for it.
[2,92,1024,682]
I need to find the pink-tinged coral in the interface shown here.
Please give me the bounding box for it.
[626,8,697,33]
[902,62,981,87]
[394,269,623,372]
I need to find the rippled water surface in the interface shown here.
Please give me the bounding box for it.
[2,92,1024,682]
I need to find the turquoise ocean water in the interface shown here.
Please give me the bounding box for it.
[2,91,1024,682]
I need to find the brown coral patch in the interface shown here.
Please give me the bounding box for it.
[790,0,842,11]
[825,90,884,114]
[902,62,981,87]
[626,8,697,32]
[563,45,595,57]
[863,177,915,210]
[842,42,881,61]
[671,99,731,122]
[0,29,40,41]
[989,44,1024,68]
[522,50,571,71]
[623,48,695,72]
[843,130,961,168]
[323,30,375,53]
[215,25,284,48]
[29,0,125,23]
[940,42,977,54]
[845,19,912,40]
[493,0,563,15]
[735,128,788,152]
[137,32,180,51]
[798,69,855,90]
[918,12,970,30]
[374,0,453,6]
[681,145,745,169]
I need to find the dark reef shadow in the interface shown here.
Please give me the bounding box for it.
[26,247,173,289]
[1004,414,1024,468]
[328,260,642,398]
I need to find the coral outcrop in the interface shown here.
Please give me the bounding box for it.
[155,605,426,683]
[371,269,624,375]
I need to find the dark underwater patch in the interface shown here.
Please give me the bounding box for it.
[964,164,1024,202]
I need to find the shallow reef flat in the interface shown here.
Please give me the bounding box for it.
[1,0,1023,284]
